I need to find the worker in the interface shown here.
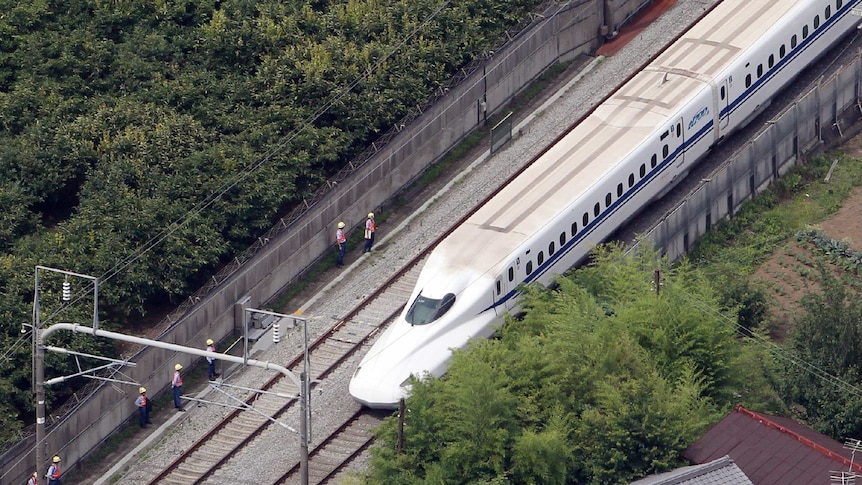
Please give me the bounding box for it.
[363,212,376,253]
[335,222,347,267]
[206,339,217,380]
[27,471,38,485]
[135,387,149,427]
[46,455,61,485]
[171,364,185,412]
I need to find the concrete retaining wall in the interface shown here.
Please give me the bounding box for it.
[634,54,862,263]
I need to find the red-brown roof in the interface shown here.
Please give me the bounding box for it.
[683,405,861,485]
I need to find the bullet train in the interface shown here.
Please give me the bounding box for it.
[350,0,862,408]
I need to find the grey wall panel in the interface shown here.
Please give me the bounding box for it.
[836,67,857,115]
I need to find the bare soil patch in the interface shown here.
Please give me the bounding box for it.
[751,137,862,343]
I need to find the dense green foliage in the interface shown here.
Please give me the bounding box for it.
[365,244,777,484]
[0,0,544,442]
[777,270,862,438]
[683,154,862,440]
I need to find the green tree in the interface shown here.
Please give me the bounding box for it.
[366,244,772,484]
[778,267,862,438]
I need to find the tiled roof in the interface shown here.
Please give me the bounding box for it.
[631,455,753,485]
[683,404,860,485]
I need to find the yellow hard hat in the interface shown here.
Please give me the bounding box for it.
[33,472,38,477]
[337,221,345,228]
[367,212,374,218]
[175,363,183,371]
[52,456,61,463]
[139,386,146,393]
[206,338,214,345]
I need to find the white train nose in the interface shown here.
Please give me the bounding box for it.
[348,369,407,409]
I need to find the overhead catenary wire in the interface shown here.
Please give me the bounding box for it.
[1,0,455,367]
[96,0,454,289]
[661,277,862,399]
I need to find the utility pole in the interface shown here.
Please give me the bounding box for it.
[34,319,45,476]
[33,266,99,476]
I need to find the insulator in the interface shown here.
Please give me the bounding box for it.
[62,281,72,301]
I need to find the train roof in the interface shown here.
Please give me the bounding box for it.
[435,0,816,276]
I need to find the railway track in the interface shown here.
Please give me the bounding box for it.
[274,408,388,484]
[140,6,735,483]
[145,258,424,484]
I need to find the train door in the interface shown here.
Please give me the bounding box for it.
[672,117,684,167]
[494,259,519,315]
[718,78,730,131]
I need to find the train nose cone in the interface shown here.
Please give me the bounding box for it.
[349,367,406,409]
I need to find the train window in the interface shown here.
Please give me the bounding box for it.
[676,123,681,136]
[780,44,786,58]
[791,35,797,49]
[526,261,533,275]
[639,164,646,178]
[605,193,611,207]
[549,241,555,255]
[745,73,752,88]
[662,145,669,157]
[537,251,544,266]
[628,173,635,187]
[826,6,831,18]
[651,154,657,168]
[837,1,843,10]
[593,202,600,217]
[720,85,726,100]
[768,54,774,69]
[405,292,456,325]
[660,130,669,141]
[813,16,820,29]
[570,223,576,237]
[757,64,763,78]
[617,183,623,197]
[496,280,501,296]
[508,267,514,282]
[561,231,567,245]
[583,212,589,227]
[802,25,809,39]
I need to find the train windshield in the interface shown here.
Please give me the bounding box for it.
[405,292,456,325]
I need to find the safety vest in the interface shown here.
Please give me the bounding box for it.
[365,218,375,234]
[336,228,346,244]
[137,395,147,407]
[172,371,183,387]
[28,475,37,485]
[48,464,60,479]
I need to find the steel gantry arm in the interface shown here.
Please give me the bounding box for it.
[38,322,310,485]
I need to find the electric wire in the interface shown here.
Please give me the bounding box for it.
[1,3,464,479]
[661,278,862,398]
[2,0,454,366]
